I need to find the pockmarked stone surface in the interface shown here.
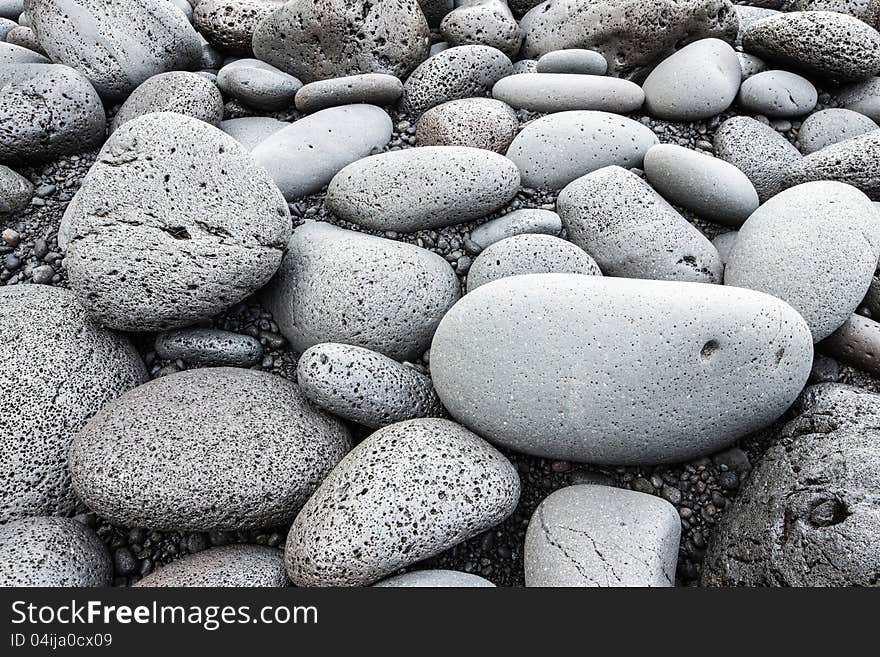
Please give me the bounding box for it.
[135,545,289,587]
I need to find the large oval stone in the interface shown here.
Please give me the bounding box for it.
[430,274,813,465]
[135,545,288,587]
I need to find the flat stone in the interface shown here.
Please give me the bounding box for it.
[725,181,880,342]
[135,545,288,587]
[439,0,522,58]
[536,48,607,74]
[524,485,680,586]
[470,208,562,248]
[285,418,520,586]
[251,104,392,201]
[0,517,112,587]
[642,38,741,122]
[326,146,520,232]
[294,73,403,113]
[415,97,518,152]
[219,116,287,151]
[64,112,292,332]
[492,73,644,113]
[797,108,878,154]
[374,570,496,587]
[111,71,224,133]
[70,368,351,531]
[155,328,263,368]
[466,234,601,291]
[558,166,723,283]
[217,58,301,111]
[505,110,658,190]
[194,0,282,55]
[644,143,760,227]
[786,130,880,200]
[0,164,34,213]
[263,222,460,361]
[296,343,446,429]
[737,70,817,117]
[0,286,146,523]
[430,274,813,464]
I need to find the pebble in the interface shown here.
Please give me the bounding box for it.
[0,0,22,20]
[524,485,680,587]
[470,208,562,248]
[294,73,403,113]
[712,231,738,269]
[797,108,879,154]
[642,38,741,122]
[430,274,813,464]
[403,44,513,115]
[193,0,281,55]
[64,112,292,331]
[326,146,520,232]
[466,234,601,292]
[263,222,460,361]
[440,0,522,57]
[737,70,817,118]
[285,418,520,586]
[819,314,880,377]
[6,25,45,55]
[726,181,880,342]
[737,52,768,79]
[0,163,34,213]
[69,368,351,530]
[296,342,446,429]
[0,64,106,163]
[27,0,202,99]
[217,58,302,111]
[415,97,519,152]
[506,110,658,190]
[0,40,49,64]
[743,10,880,82]
[643,143,760,227]
[0,285,146,523]
[558,165,723,283]
[492,73,644,113]
[713,115,803,202]
[838,76,880,122]
[703,384,880,586]
[374,570,495,587]
[536,48,608,75]
[0,517,112,587]
[155,328,263,367]
[251,104,392,200]
[0,18,13,40]
[252,0,429,83]
[219,116,287,151]
[111,71,224,133]
[135,545,288,587]
[786,129,880,200]
[733,5,780,49]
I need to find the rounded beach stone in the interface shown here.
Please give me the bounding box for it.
[536,48,607,75]
[492,73,644,113]
[0,285,146,523]
[819,313,880,377]
[470,208,562,248]
[111,71,223,132]
[512,58,537,74]
[642,38,741,122]
[284,418,521,587]
[505,110,658,190]
[743,10,880,82]
[251,104,392,201]
[797,108,879,154]
[734,4,779,49]
[737,52,768,79]
[643,143,760,227]
[64,112,292,332]
[0,41,49,64]
[713,115,802,202]
[785,130,880,200]
[0,517,112,587]
[519,0,739,80]
[26,0,202,99]
[403,44,513,115]
[216,58,302,111]
[155,328,263,367]
[429,274,814,465]
[252,0,430,83]
[737,70,817,117]
[219,116,287,150]
[0,0,22,19]
[135,545,288,587]
[415,97,518,152]
[6,25,45,55]
[725,181,880,342]
[263,222,460,361]
[712,231,738,268]
[374,570,496,587]
[0,64,105,164]
[0,163,33,213]
[524,485,680,587]
[296,342,446,429]
[0,18,14,39]
[439,0,522,58]
[702,384,880,586]
[294,73,403,113]
[326,146,520,232]
[193,0,282,55]
[69,367,351,531]
[558,166,723,283]
[466,234,601,292]
[838,76,880,121]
